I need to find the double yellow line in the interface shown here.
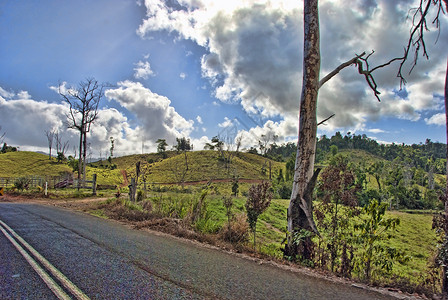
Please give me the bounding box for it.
[0,219,90,300]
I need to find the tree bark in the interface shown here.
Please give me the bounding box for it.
[285,0,320,259]
[444,56,448,300]
[77,130,83,191]
[82,127,87,186]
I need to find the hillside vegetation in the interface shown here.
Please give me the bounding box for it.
[0,151,71,177]
[89,150,284,185]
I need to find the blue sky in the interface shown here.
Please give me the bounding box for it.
[0,0,446,157]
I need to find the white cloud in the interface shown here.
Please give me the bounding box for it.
[180,72,186,80]
[367,128,386,134]
[134,60,154,79]
[218,117,233,128]
[0,87,14,99]
[425,113,445,126]
[196,115,203,124]
[105,81,194,147]
[0,87,73,152]
[138,0,447,133]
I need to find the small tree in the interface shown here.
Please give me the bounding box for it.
[156,138,168,158]
[245,182,272,249]
[108,136,115,163]
[231,176,239,197]
[55,132,69,163]
[223,195,234,232]
[315,155,360,272]
[354,200,406,282]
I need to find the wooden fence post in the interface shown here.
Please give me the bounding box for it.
[129,178,136,202]
[92,174,97,196]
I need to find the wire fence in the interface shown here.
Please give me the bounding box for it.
[0,175,97,192]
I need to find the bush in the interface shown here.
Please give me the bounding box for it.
[14,177,31,191]
[137,190,145,202]
[277,183,292,199]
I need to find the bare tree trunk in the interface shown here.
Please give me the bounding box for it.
[77,131,83,191]
[82,129,87,186]
[444,56,448,300]
[285,0,320,259]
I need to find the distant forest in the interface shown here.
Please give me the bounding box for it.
[265,132,446,175]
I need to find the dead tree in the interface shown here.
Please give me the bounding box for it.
[59,78,105,189]
[45,130,55,160]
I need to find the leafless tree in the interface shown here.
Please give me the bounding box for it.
[45,130,55,160]
[58,78,105,188]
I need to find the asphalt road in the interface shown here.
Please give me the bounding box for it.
[0,203,406,300]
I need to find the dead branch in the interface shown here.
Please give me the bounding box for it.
[317,114,335,126]
[319,52,366,89]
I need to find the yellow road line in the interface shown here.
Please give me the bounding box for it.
[0,224,71,300]
[0,219,90,300]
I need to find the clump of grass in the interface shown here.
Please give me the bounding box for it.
[219,213,249,245]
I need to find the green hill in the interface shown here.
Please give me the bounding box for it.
[89,150,285,185]
[0,151,71,178]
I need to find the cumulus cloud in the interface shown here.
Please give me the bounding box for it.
[105,81,194,147]
[196,115,203,124]
[180,72,186,80]
[0,88,71,152]
[138,0,447,134]
[134,60,154,79]
[425,113,445,126]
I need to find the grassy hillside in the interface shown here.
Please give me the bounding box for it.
[0,151,71,177]
[0,150,285,186]
[91,150,285,184]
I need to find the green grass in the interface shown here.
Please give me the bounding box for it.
[0,151,71,177]
[387,211,438,281]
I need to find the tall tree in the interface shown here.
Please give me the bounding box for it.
[285,0,395,259]
[59,78,105,188]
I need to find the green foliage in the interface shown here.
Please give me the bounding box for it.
[315,156,360,273]
[137,190,145,202]
[14,177,31,191]
[1,143,17,153]
[67,156,79,173]
[354,200,407,281]
[156,138,168,154]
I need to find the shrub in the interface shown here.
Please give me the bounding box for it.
[14,177,31,191]
[245,182,272,248]
[137,190,145,202]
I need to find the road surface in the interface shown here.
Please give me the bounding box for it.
[0,202,407,299]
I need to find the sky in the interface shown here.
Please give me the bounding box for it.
[0,0,447,158]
